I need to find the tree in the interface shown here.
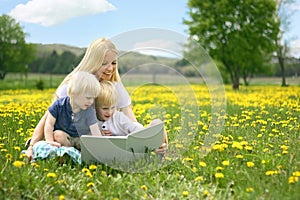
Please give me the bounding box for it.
[184,0,280,89]
[275,0,296,87]
[0,14,36,80]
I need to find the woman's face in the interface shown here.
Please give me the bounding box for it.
[94,50,117,81]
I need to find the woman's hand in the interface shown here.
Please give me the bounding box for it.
[25,146,34,160]
[156,142,168,154]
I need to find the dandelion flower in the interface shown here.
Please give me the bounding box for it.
[215,172,224,179]
[182,191,189,196]
[13,161,25,168]
[199,162,207,167]
[236,154,243,159]
[288,176,298,184]
[87,182,95,187]
[140,185,148,191]
[203,190,210,197]
[59,195,65,200]
[247,162,255,168]
[46,172,57,178]
[82,168,89,173]
[6,153,12,161]
[194,176,203,182]
[246,187,254,192]
[89,164,97,170]
[222,160,230,166]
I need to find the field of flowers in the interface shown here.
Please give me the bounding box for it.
[0,85,299,199]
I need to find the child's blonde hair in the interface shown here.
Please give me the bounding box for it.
[95,81,118,107]
[67,71,101,98]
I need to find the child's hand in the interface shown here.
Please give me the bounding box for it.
[102,130,112,136]
[46,141,61,147]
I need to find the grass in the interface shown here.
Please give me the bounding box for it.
[0,82,299,199]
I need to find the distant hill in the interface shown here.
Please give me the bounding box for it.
[35,43,86,57]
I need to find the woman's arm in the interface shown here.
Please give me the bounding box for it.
[25,112,48,159]
[119,104,138,122]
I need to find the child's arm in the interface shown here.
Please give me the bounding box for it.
[44,113,61,147]
[89,123,103,136]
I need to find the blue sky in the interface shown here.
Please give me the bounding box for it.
[1,0,300,57]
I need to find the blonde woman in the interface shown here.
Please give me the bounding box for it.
[26,38,138,159]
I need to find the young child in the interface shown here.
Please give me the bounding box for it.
[44,71,102,150]
[95,81,168,152]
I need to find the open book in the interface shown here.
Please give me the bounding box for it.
[80,122,164,164]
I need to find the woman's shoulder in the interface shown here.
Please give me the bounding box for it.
[56,84,68,98]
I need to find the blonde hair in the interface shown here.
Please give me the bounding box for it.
[95,81,118,107]
[67,71,101,98]
[58,38,120,90]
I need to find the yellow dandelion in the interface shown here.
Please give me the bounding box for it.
[246,187,254,192]
[165,156,172,161]
[203,190,210,196]
[194,176,203,182]
[261,160,266,164]
[85,171,92,178]
[266,171,275,176]
[89,164,97,170]
[288,176,298,184]
[87,182,95,187]
[13,146,21,151]
[46,172,57,178]
[31,162,39,168]
[82,168,89,173]
[247,162,255,168]
[101,170,106,176]
[245,146,253,151]
[216,166,224,171]
[140,185,148,191]
[292,171,300,177]
[192,167,197,173]
[199,161,207,167]
[59,195,65,200]
[19,153,27,159]
[236,154,243,159]
[215,172,224,179]
[13,160,25,168]
[222,160,230,166]
[6,153,12,161]
[182,191,189,197]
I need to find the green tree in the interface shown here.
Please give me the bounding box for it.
[0,15,36,79]
[184,0,280,89]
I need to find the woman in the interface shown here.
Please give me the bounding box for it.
[26,38,138,159]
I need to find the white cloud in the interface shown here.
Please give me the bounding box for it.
[8,0,116,26]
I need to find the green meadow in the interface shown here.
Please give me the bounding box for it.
[0,79,299,199]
